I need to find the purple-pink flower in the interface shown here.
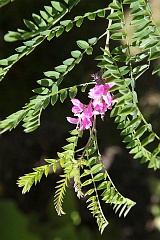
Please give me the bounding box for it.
[67,75,115,130]
[88,83,114,115]
[67,99,93,130]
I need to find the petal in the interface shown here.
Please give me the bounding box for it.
[107,82,115,88]
[72,106,82,114]
[67,117,78,124]
[71,98,83,107]
[79,116,93,130]
[71,98,84,113]
[103,93,113,105]
[71,98,80,104]
[83,103,93,117]
[92,99,107,115]
[89,84,105,99]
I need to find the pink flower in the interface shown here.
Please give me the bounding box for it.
[67,99,93,130]
[88,83,114,101]
[88,83,114,115]
[79,103,93,130]
[67,80,115,130]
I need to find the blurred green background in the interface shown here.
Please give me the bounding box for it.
[0,0,160,239]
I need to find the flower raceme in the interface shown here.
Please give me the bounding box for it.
[67,81,114,130]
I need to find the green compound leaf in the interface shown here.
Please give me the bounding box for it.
[17,165,51,194]
[86,194,109,234]
[54,175,68,216]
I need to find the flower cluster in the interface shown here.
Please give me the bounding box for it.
[67,99,93,130]
[67,73,114,130]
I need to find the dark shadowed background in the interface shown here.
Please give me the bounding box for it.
[0,0,160,239]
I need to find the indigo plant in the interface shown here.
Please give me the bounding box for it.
[0,0,160,234]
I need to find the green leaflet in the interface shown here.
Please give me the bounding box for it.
[149,51,160,61]
[94,173,105,181]
[77,40,89,49]
[97,9,106,18]
[90,163,102,174]
[55,64,67,73]
[37,78,54,87]
[32,87,49,95]
[60,88,68,102]
[69,86,78,99]
[110,32,126,40]
[108,22,124,31]
[134,125,147,139]
[119,105,136,116]
[51,1,67,12]
[109,1,121,10]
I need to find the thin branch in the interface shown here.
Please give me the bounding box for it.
[105,7,114,51]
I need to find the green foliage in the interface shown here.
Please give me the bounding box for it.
[0,34,100,133]
[17,128,135,234]
[0,0,14,8]
[97,0,160,170]
[0,3,106,82]
[1,0,160,234]
[17,164,53,194]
